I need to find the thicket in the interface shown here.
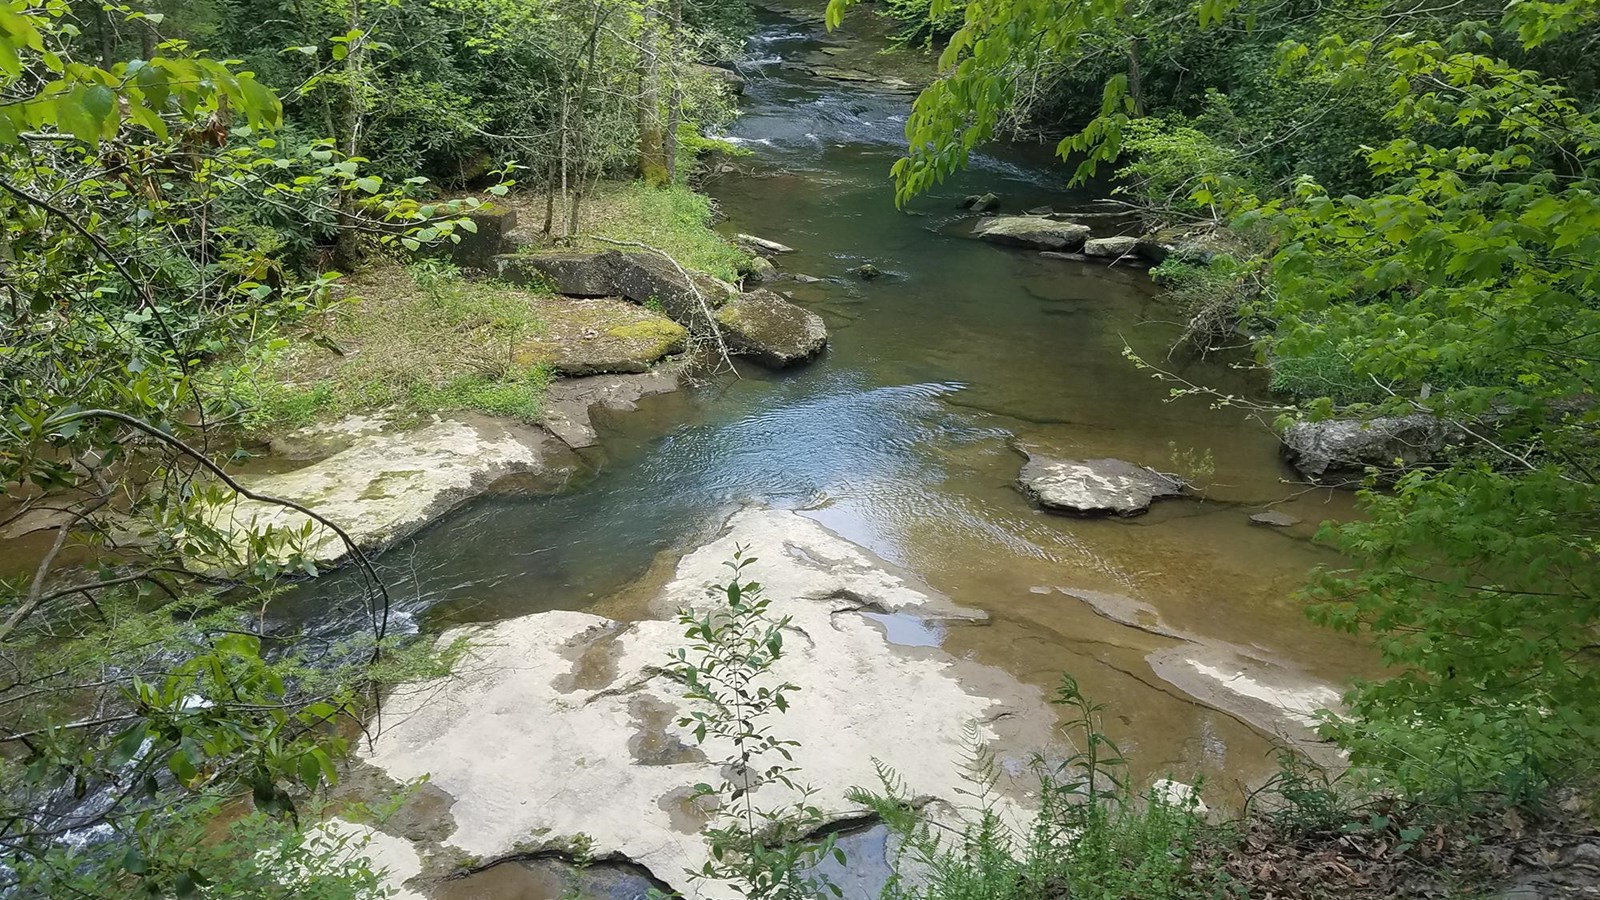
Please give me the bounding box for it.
[832,0,1600,816]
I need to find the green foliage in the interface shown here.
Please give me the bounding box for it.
[667,550,843,899]
[831,0,1600,809]
[851,676,1230,900]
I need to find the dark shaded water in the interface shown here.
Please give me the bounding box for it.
[299,9,1368,798]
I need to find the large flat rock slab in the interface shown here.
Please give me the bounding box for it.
[218,415,573,565]
[974,216,1091,251]
[515,298,687,376]
[360,507,1051,896]
[1018,455,1184,516]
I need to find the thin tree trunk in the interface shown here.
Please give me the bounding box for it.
[1127,35,1147,118]
[636,0,667,185]
[567,2,608,236]
[663,0,683,183]
[334,0,366,268]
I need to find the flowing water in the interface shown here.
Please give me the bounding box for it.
[306,10,1372,799]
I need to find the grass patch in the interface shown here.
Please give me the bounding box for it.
[226,259,553,432]
[506,180,751,283]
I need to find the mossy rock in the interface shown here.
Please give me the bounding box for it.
[714,290,827,369]
[516,298,688,376]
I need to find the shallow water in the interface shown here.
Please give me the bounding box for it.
[295,9,1371,803]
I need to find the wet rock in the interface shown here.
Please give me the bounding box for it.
[736,233,795,255]
[1083,235,1140,259]
[359,507,1052,896]
[974,216,1091,252]
[741,254,778,284]
[541,370,681,450]
[792,273,823,284]
[514,298,687,376]
[1018,455,1184,516]
[1024,205,1054,216]
[715,289,828,368]
[215,415,576,564]
[1281,414,1462,481]
[851,263,883,280]
[1249,510,1302,527]
[961,192,1002,213]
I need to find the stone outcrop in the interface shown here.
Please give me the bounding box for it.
[1017,455,1184,516]
[973,216,1090,252]
[358,507,1052,897]
[1280,413,1462,481]
[496,250,735,325]
[715,288,828,368]
[514,298,687,376]
[439,204,520,271]
[497,251,829,370]
[1083,235,1140,259]
[217,415,578,565]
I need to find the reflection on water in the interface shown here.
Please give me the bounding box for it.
[284,9,1372,793]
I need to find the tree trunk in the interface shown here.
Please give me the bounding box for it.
[1127,35,1147,118]
[567,2,608,235]
[333,0,366,269]
[663,0,683,183]
[636,0,668,185]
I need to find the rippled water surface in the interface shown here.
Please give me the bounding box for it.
[306,10,1372,792]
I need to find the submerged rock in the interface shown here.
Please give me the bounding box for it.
[974,216,1090,252]
[359,507,1051,895]
[714,289,828,367]
[1281,414,1461,481]
[541,370,680,450]
[1018,455,1184,516]
[851,263,883,280]
[1249,510,1302,527]
[1082,235,1140,259]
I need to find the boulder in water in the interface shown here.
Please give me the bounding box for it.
[974,216,1091,252]
[851,263,883,280]
[1018,455,1184,516]
[715,289,828,368]
[741,254,778,284]
[961,192,1002,213]
[1249,510,1302,527]
[1083,235,1140,259]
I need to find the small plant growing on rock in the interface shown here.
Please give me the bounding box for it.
[666,548,844,899]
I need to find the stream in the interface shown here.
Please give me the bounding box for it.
[306,7,1370,807]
